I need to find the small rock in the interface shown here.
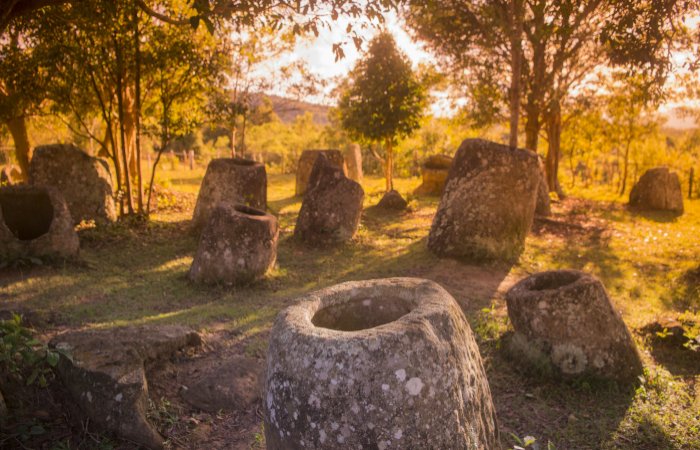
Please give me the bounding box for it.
[376,190,408,211]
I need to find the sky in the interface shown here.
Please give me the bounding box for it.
[255,10,453,111]
[255,9,697,127]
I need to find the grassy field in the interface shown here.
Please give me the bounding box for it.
[1,166,699,449]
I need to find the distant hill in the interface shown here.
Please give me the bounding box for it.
[252,94,331,125]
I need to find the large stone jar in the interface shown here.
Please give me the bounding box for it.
[264,278,499,450]
[0,185,79,260]
[189,204,278,285]
[192,158,267,230]
[29,143,116,225]
[428,139,540,262]
[505,270,643,382]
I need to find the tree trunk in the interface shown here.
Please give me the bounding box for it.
[230,127,236,158]
[384,139,394,192]
[619,140,631,196]
[545,102,565,199]
[509,0,524,148]
[524,100,539,151]
[6,116,31,180]
[114,34,134,215]
[133,4,143,214]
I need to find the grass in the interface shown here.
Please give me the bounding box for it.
[1,166,699,449]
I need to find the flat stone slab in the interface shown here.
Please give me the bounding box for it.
[181,356,263,413]
[50,326,201,449]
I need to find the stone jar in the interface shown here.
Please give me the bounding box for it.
[29,144,116,225]
[295,149,346,196]
[189,204,278,285]
[505,269,643,382]
[192,158,267,230]
[294,154,364,246]
[414,154,453,196]
[629,166,684,214]
[428,139,540,262]
[0,185,79,260]
[264,278,499,450]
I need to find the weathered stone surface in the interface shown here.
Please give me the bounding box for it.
[29,144,116,225]
[629,167,684,214]
[295,149,346,196]
[535,158,552,217]
[181,356,263,412]
[294,154,364,245]
[0,185,79,260]
[192,158,267,230]
[264,278,499,450]
[428,139,539,261]
[505,270,643,382]
[414,154,452,196]
[376,189,408,211]
[50,326,201,450]
[189,204,278,284]
[344,144,363,183]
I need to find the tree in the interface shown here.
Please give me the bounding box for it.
[405,0,692,197]
[603,74,658,196]
[338,32,426,192]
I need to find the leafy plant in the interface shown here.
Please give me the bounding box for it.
[0,314,60,387]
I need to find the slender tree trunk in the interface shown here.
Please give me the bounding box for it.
[6,116,31,180]
[509,0,523,148]
[384,139,394,192]
[545,102,565,199]
[133,5,143,214]
[230,127,236,158]
[240,115,247,158]
[619,140,631,196]
[114,34,134,215]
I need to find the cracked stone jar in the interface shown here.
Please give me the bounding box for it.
[505,269,643,382]
[264,278,498,449]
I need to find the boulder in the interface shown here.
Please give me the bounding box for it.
[0,185,79,260]
[344,144,363,183]
[181,356,263,412]
[629,167,684,214]
[189,204,278,285]
[428,139,540,261]
[295,149,346,196]
[29,144,116,225]
[294,154,364,246]
[414,154,452,196]
[505,270,643,382]
[50,326,201,450]
[376,189,408,211]
[264,278,499,450]
[192,158,267,230]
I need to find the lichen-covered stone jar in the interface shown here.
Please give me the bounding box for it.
[264,278,499,449]
[505,269,643,382]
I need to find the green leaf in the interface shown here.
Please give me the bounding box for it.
[46,350,60,367]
